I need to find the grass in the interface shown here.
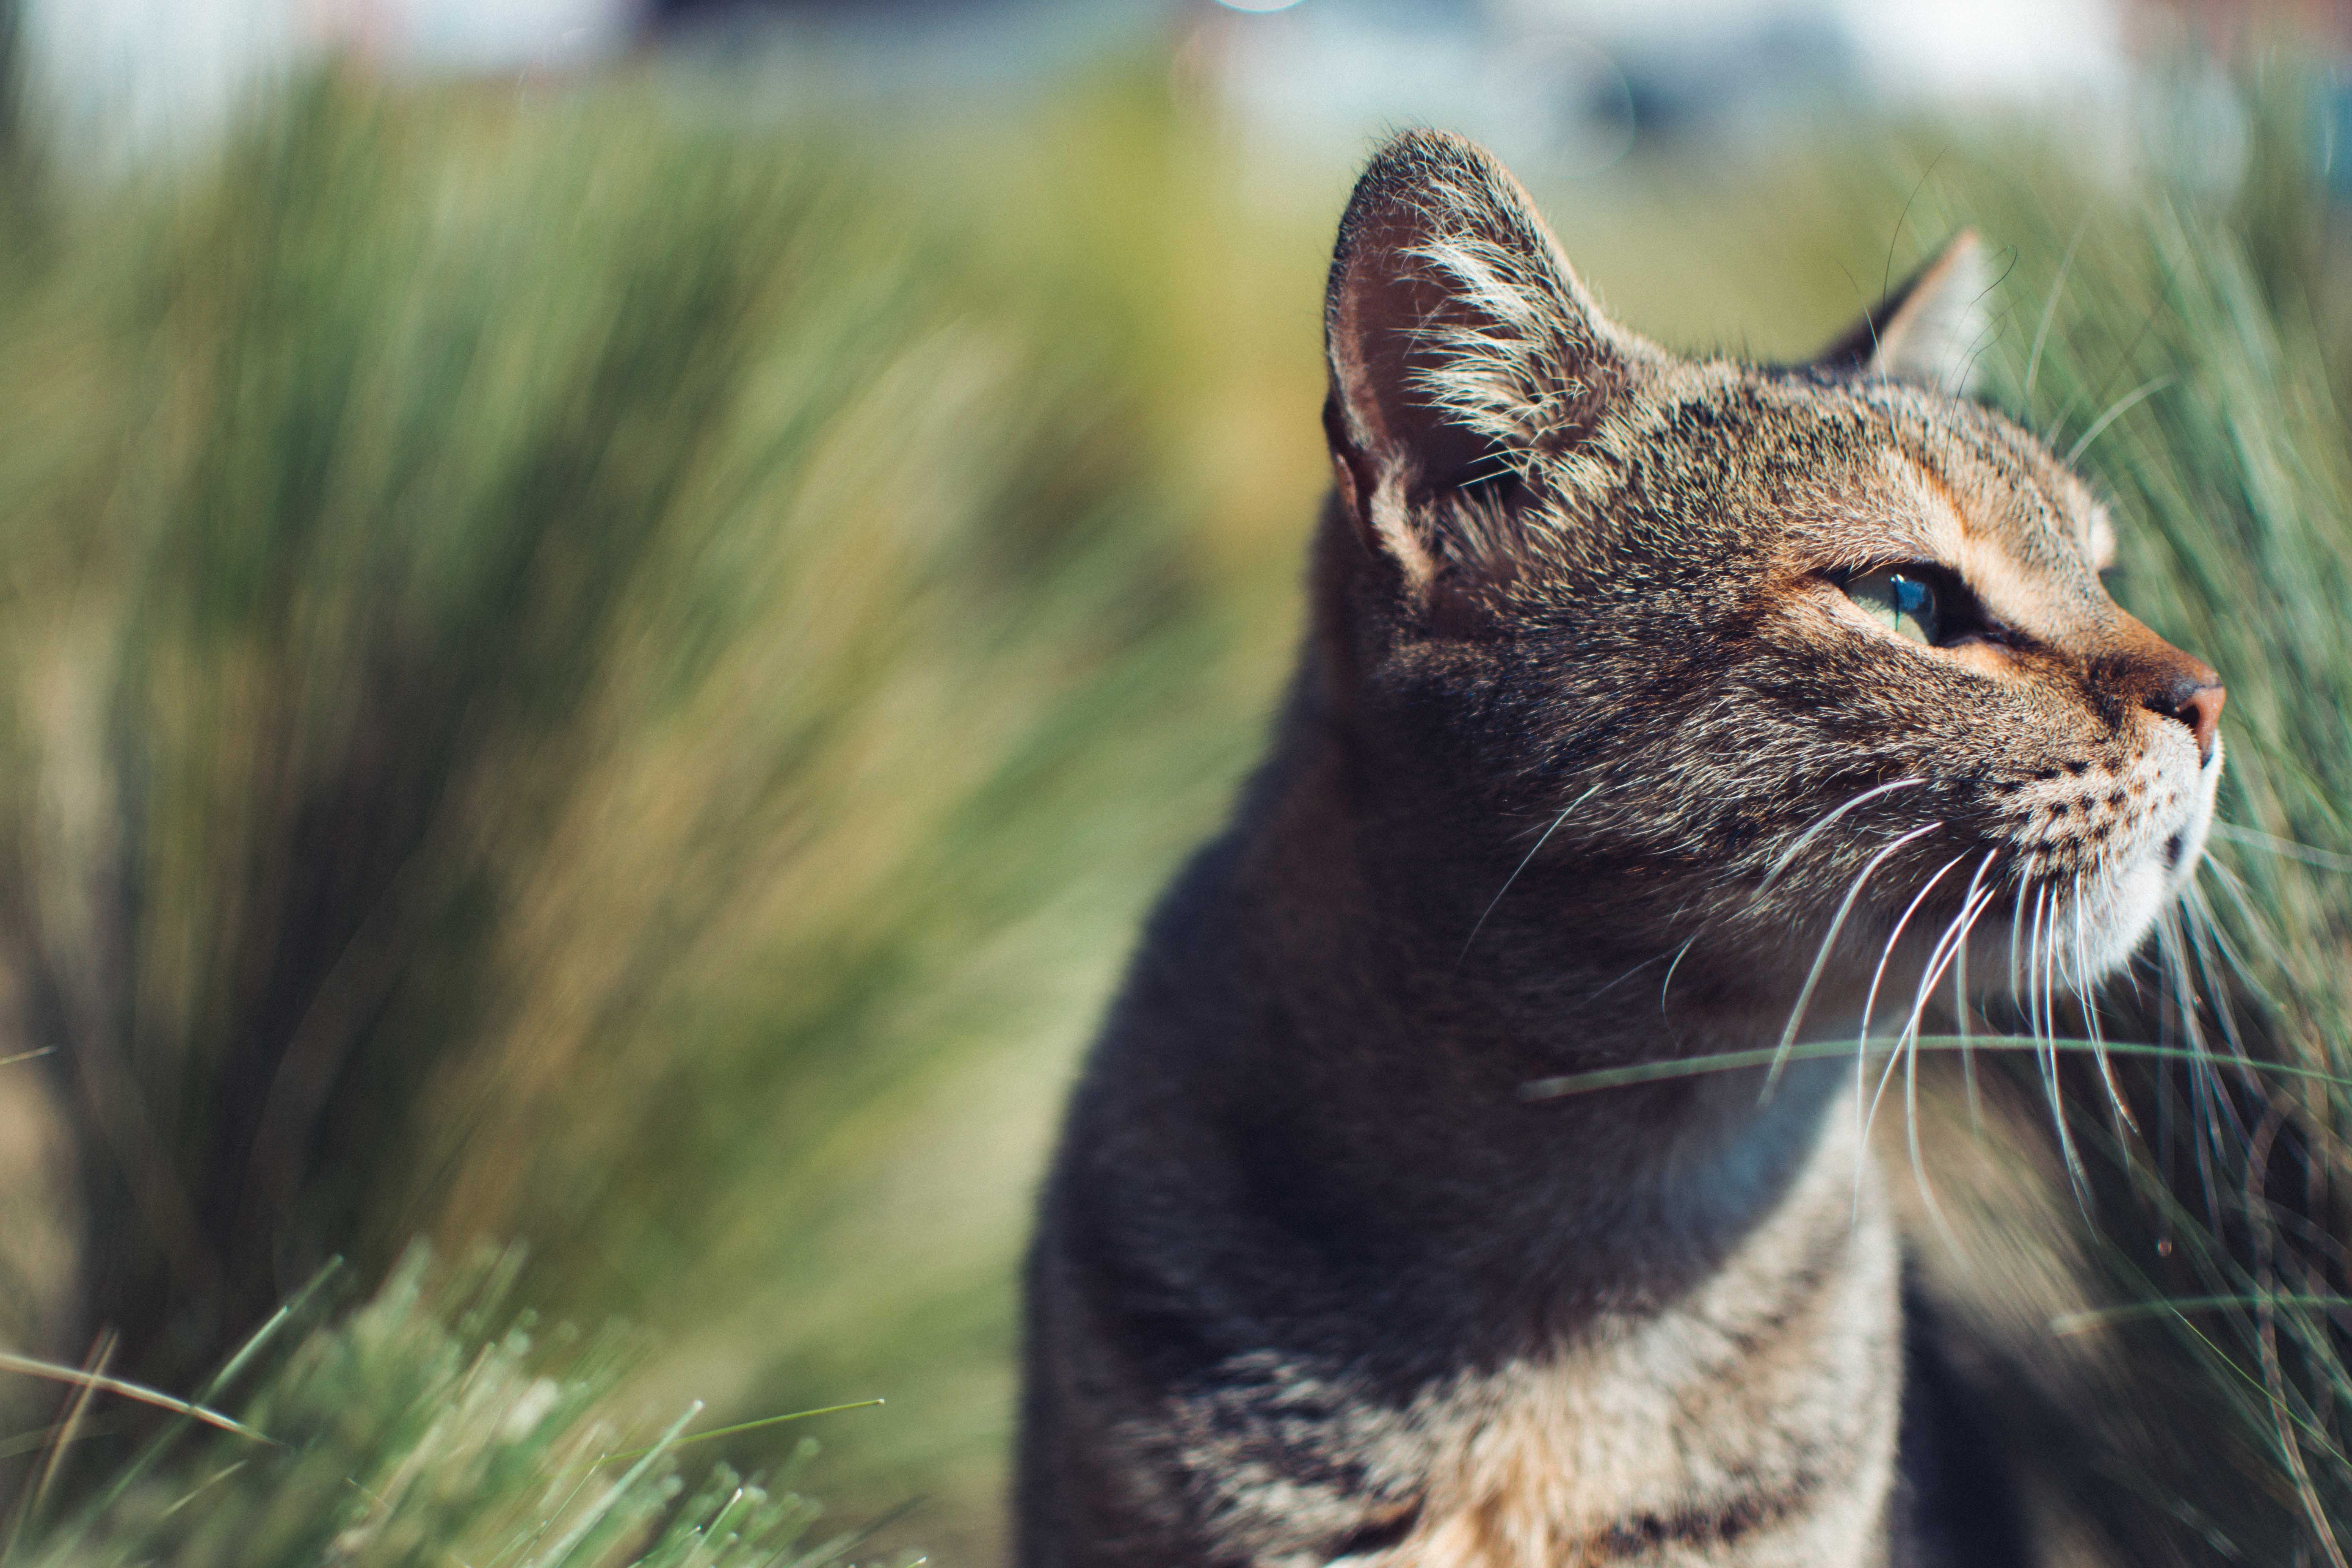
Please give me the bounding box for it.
[1859,84,2352,1561]
[0,38,2349,1568]
[0,62,1323,1563]
[5,1249,895,1568]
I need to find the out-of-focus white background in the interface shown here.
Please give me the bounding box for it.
[23,0,2141,166]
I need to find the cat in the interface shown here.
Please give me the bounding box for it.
[1017,129,2224,1568]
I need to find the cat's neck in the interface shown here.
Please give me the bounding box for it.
[1170,697,1860,1354]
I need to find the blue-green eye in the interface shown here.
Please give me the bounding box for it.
[1843,568,1943,644]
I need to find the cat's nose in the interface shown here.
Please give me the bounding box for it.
[2143,666,2225,764]
[2096,612,2223,764]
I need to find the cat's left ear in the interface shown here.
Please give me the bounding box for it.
[1323,130,1645,622]
[1815,231,1991,395]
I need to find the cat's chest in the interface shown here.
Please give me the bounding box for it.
[1152,1095,1908,1568]
[1342,1109,1907,1567]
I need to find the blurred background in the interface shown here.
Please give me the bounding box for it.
[3,0,2352,1564]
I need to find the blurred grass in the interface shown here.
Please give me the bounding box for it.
[4,37,2352,1568]
[0,60,1334,1564]
[1836,80,2352,1561]
[11,1249,892,1568]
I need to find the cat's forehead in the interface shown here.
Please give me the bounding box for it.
[1618,361,2112,578]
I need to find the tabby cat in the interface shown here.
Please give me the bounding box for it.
[1018,129,2224,1568]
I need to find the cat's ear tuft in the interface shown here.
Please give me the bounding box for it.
[1817,231,1993,395]
[1323,129,1633,616]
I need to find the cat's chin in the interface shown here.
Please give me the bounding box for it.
[2163,736,2225,901]
[2064,857,2176,982]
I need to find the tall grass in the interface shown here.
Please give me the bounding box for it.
[0,67,1320,1559]
[9,1249,890,1568]
[1721,77,2352,1563]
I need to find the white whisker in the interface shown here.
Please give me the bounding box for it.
[1866,873,1998,1245]
[1657,934,1701,1016]
[1867,876,1996,1152]
[1459,782,1604,965]
[2029,883,2088,1191]
[1857,854,1968,1050]
[1851,855,1967,1162]
[2006,863,2030,1009]
[1949,851,1999,1130]
[1767,821,1944,1093]
[2071,871,2135,1134]
[1755,778,1927,900]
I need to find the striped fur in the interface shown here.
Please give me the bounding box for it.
[1018,130,2222,1567]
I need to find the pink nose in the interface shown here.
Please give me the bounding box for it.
[2151,676,2224,764]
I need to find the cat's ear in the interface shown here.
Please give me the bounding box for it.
[1815,231,1992,395]
[1323,129,1634,616]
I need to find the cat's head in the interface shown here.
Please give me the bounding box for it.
[1316,130,2221,1014]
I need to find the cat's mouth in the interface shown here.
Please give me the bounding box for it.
[1984,733,2222,992]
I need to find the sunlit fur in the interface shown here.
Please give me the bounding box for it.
[1322,132,2222,1049]
[1019,129,2224,1568]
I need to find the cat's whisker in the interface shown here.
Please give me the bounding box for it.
[1458,782,1605,967]
[2043,882,2060,1037]
[1869,877,2000,1248]
[1900,1008,1965,1256]
[1857,853,1968,1056]
[2013,884,2032,1006]
[2024,882,2047,1045]
[2005,853,2038,1013]
[1866,876,1996,1154]
[2065,872,2086,1004]
[1768,821,1944,1094]
[2026,883,2089,1191]
[2043,883,2064,1045]
[1861,878,1973,1128]
[1588,946,1674,1001]
[1948,851,1998,1131]
[1657,934,1701,1017]
[2071,871,2135,1135]
[1900,880,1999,1060]
[2049,878,2071,1033]
[1901,918,1980,1257]
[1755,778,1927,901]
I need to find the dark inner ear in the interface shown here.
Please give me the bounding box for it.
[1327,209,1501,495]
[1321,131,1632,611]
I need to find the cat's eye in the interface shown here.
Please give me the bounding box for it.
[1842,567,1944,645]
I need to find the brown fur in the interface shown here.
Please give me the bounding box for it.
[1018,130,2223,1567]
